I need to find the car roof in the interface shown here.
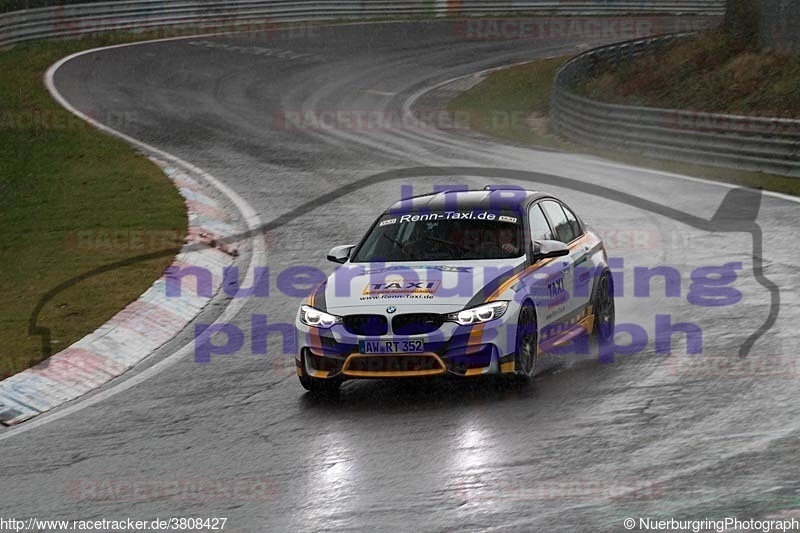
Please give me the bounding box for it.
[384,187,548,213]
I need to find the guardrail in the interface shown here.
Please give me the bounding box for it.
[1,1,725,48]
[550,34,800,177]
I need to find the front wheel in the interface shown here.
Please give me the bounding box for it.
[514,303,538,379]
[592,271,615,345]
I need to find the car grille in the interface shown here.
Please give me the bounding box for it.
[343,314,389,336]
[343,354,445,376]
[392,313,445,335]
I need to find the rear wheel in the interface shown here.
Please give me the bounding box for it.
[514,303,538,379]
[592,272,615,345]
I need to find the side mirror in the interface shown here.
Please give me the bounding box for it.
[533,239,569,261]
[327,244,355,264]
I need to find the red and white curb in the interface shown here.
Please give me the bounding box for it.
[0,157,243,425]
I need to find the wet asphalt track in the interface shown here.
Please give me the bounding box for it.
[2,20,799,533]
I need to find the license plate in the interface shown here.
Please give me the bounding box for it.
[358,339,425,354]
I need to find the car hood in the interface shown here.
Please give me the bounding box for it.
[320,258,526,313]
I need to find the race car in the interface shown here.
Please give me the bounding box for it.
[295,186,614,393]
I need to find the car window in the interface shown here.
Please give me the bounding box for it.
[528,203,554,241]
[562,204,583,239]
[540,200,576,244]
[350,210,525,262]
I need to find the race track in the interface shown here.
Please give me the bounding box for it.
[1,20,798,532]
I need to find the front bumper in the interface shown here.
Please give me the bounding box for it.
[295,319,517,380]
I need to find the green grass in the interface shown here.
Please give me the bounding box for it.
[449,56,568,149]
[578,29,800,115]
[0,38,188,378]
[448,55,800,197]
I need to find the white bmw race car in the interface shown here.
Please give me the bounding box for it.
[295,187,614,393]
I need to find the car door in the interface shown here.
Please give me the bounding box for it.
[537,200,582,324]
[528,201,573,326]
[558,201,592,314]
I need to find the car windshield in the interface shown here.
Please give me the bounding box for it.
[350,210,524,262]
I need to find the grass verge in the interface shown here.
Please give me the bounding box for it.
[449,56,568,149]
[577,30,800,115]
[0,37,188,379]
[448,54,800,197]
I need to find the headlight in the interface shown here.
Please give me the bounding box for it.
[447,301,509,325]
[299,305,342,328]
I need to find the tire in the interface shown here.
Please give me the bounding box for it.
[592,271,615,345]
[514,302,538,379]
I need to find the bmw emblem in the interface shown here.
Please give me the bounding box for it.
[386,306,397,314]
